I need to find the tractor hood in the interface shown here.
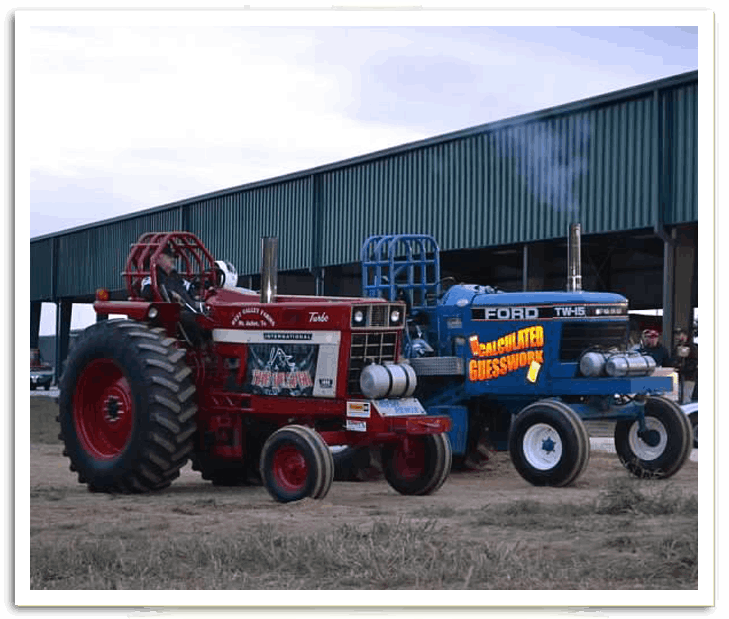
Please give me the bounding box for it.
[440,285,628,308]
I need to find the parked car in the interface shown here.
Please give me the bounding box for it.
[30,370,53,391]
[30,348,53,391]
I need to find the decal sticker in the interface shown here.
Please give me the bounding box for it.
[231,306,275,327]
[346,419,367,432]
[526,360,542,383]
[477,306,540,320]
[554,306,586,317]
[263,332,313,341]
[468,325,545,382]
[472,304,627,321]
[308,311,330,323]
[347,401,371,418]
[213,330,340,345]
[213,330,341,398]
[246,344,317,396]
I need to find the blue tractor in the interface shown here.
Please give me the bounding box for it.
[357,226,692,486]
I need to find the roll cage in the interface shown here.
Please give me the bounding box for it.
[122,231,218,302]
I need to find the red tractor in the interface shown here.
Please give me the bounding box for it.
[57,232,452,502]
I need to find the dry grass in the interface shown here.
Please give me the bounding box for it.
[30,487,697,590]
[29,396,698,590]
[30,397,61,444]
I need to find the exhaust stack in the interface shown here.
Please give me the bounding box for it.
[260,236,278,303]
[567,223,582,292]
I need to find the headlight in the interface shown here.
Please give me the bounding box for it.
[352,307,366,327]
[389,308,402,325]
[148,307,159,319]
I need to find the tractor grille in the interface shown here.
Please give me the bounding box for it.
[370,304,387,327]
[560,321,629,361]
[348,331,398,394]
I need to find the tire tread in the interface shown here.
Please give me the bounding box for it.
[57,319,197,493]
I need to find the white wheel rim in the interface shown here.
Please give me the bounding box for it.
[628,417,668,460]
[523,423,563,470]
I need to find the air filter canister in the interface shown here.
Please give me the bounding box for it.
[359,363,417,399]
[579,351,610,377]
[605,354,656,378]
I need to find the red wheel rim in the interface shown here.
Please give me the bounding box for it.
[271,444,308,492]
[392,438,427,481]
[73,359,134,459]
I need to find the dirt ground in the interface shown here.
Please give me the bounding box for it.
[29,438,699,548]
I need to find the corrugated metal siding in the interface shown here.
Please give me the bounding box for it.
[665,82,699,224]
[56,209,182,297]
[320,136,496,265]
[30,71,698,301]
[320,91,666,264]
[30,238,54,300]
[318,77,696,267]
[580,95,657,234]
[186,177,312,275]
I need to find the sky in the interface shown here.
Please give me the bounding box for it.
[16,9,706,335]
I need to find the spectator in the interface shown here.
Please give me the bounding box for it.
[638,329,670,367]
[671,327,698,404]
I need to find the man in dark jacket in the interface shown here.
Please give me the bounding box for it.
[139,244,208,346]
[638,329,671,367]
[671,327,698,403]
[140,245,203,314]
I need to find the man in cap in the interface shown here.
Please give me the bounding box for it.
[140,244,204,314]
[638,329,670,367]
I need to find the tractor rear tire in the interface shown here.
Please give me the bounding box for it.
[57,319,197,493]
[614,396,692,479]
[259,425,334,503]
[382,433,452,496]
[508,400,590,487]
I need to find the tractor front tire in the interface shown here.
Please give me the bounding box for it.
[508,400,590,487]
[382,433,452,496]
[259,425,334,503]
[614,396,692,479]
[57,319,197,493]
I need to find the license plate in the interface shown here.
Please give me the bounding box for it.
[372,397,426,417]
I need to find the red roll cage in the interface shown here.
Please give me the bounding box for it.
[122,231,218,302]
